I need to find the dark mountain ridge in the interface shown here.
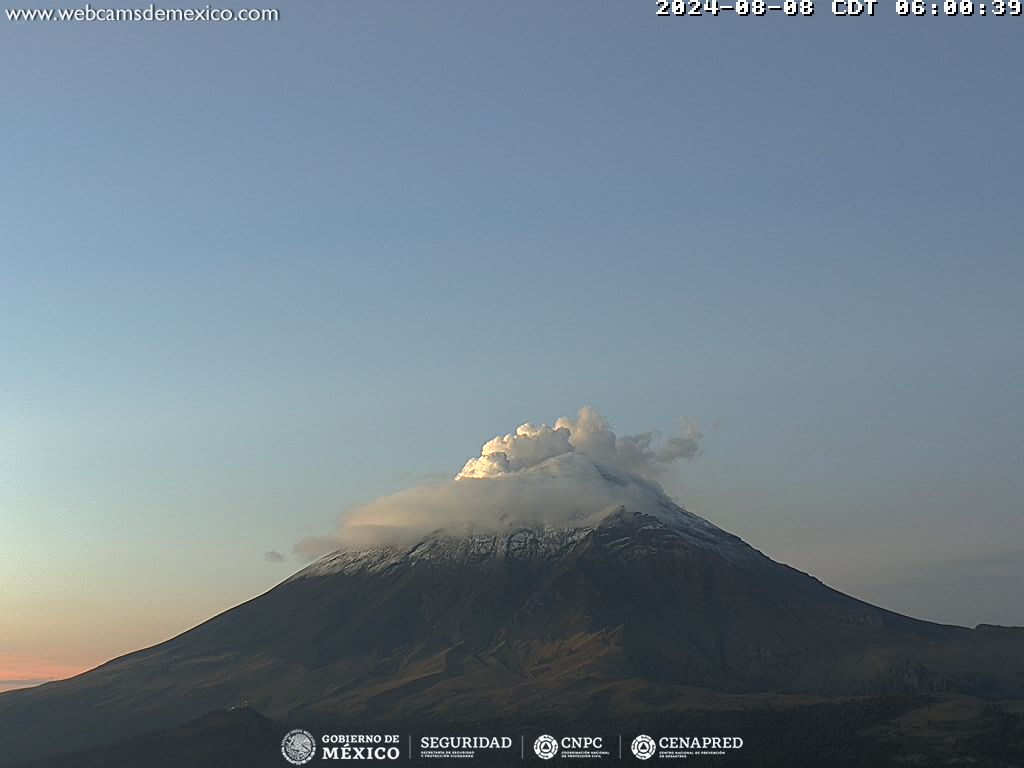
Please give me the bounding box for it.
[1,499,1022,765]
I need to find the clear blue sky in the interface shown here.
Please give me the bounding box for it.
[2,2,1022,686]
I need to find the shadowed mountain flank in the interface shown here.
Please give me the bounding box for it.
[2,495,1022,765]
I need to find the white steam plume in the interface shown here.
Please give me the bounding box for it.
[295,407,702,559]
[459,407,701,480]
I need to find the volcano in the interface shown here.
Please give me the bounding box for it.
[2,454,1023,765]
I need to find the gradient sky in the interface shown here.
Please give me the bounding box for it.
[2,2,1022,692]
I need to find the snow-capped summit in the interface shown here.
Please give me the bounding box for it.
[294,467,760,581]
[3,412,1024,766]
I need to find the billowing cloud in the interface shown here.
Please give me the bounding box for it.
[296,407,702,559]
[457,422,574,479]
[459,406,701,481]
[557,407,702,478]
[264,550,286,563]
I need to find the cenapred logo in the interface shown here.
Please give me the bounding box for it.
[282,729,316,765]
[631,734,657,760]
[534,734,559,760]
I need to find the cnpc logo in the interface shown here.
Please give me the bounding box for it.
[534,734,604,759]
[533,734,558,759]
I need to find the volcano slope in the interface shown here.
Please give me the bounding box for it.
[1,495,1023,765]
